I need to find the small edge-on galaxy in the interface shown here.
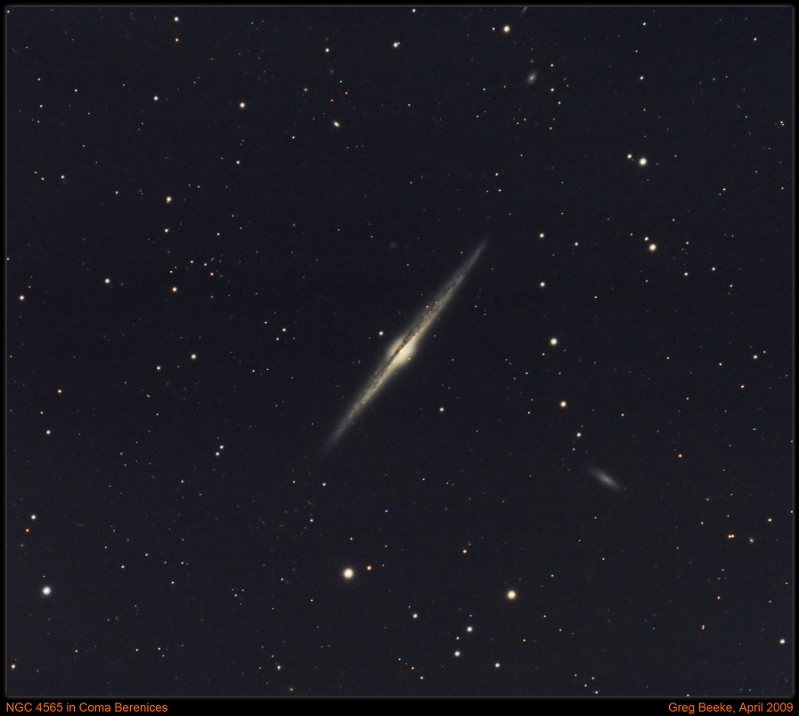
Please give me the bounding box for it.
[325,240,487,453]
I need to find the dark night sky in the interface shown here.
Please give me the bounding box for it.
[7,7,793,698]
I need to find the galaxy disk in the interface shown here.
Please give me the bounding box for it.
[325,240,486,452]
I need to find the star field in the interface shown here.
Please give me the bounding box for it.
[7,7,792,699]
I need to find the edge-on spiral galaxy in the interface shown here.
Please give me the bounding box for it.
[325,240,487,452]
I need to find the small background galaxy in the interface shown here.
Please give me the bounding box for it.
[7,7,793,697]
